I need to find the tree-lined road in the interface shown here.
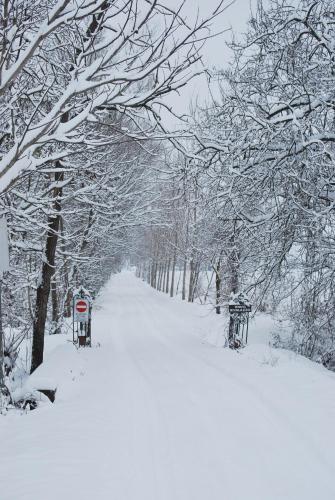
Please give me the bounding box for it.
[1,272,334,500]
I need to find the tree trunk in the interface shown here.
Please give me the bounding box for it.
[0,280,5,391]
[31,171,63,373]
[165,258,171,294]
[182,256,187,301]
[150,262,153,287]
[188,258,195,302]
[170,245,177,297]
[51,276,60,333]
[228,224,240,344]
[162,261,167,293]
[191,261,200,302]
[215,259,221,314]
[153,261,158,288]
[158,263,163,291]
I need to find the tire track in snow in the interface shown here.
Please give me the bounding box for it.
[131,285,335,481]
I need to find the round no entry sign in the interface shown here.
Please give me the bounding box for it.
[76,300,88,313]
[74,298,90,323]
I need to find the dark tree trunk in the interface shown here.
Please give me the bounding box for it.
[51,276,60,333]
[153,261,158,288]
[215,259,221,314]
[182,256,187,301]
[30,171,63,373]
[228,223,240,344]
[165,258,171,294]
[191,261,200,303]
[188,258,195,302]
[64,287,72,318]
[170,243,177,298]
[150,262,154,287]
[148,262,152,285]
[158,263,163,291]
[60,216,72,319]
[162,261,167,293]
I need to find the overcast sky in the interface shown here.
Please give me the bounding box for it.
[162,0,258,127]
[183,0,257,65]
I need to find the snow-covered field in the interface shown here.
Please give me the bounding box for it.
[1,271,335,500]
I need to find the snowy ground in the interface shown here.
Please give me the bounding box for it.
[1,271,335,500]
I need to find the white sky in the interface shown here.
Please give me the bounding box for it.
[161,0,259,127]
[183,0,258,65]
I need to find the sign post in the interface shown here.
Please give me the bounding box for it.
[228,293,251,349]
[72,287,92,347]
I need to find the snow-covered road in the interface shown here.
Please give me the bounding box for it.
[1,271,335,500]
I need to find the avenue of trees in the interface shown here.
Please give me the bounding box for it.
[135,0,335,368]
[0,0,223,375]
[1,0,335,381]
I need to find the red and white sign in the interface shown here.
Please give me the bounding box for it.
[76,300,88,313]
[74,298,89,323]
